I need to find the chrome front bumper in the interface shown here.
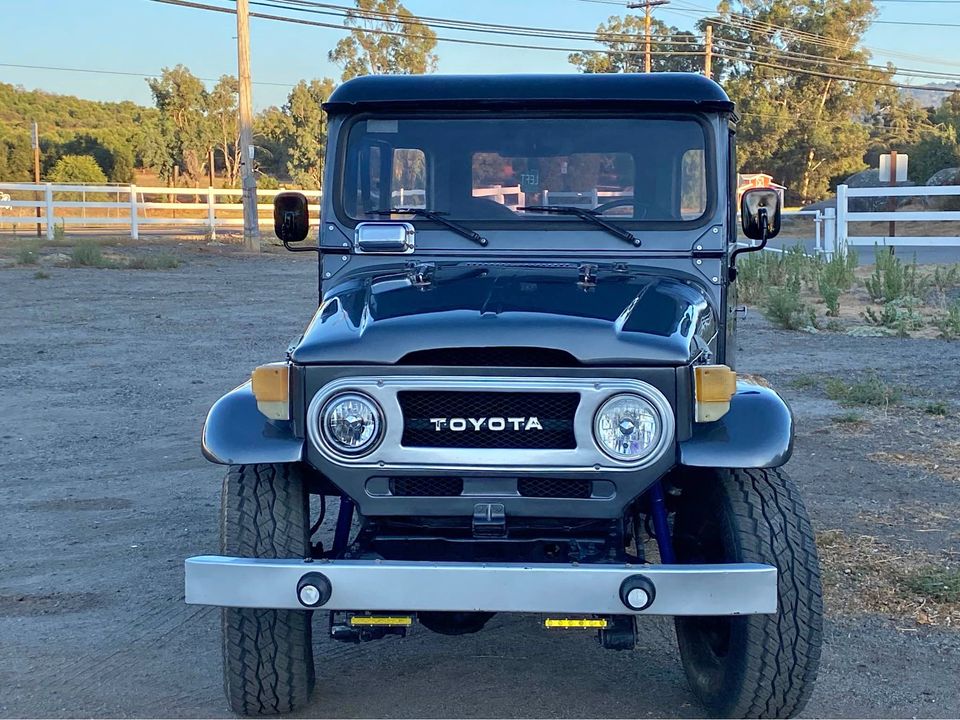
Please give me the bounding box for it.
[184,556,777,616]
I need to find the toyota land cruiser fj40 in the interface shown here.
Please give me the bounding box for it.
[185,73,822,718]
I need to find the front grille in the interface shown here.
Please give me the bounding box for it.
[389,477,464,497]
[398,391,579,449]
[518,478,592,499]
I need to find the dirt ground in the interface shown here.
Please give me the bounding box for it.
[2,243,960,718]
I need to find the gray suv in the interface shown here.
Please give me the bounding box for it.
[185,73,822,718]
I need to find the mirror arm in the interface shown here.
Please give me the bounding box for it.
[728,209,769,281]
[282,239,320,253]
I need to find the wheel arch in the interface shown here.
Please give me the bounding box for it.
[201,382,304,465]
[679,381,793,469]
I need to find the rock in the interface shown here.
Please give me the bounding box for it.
[846,325,897,337]
[38,252,71,267]
[924,167,960,211]
[842,169,916,212]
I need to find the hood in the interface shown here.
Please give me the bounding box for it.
[290,263,715,366]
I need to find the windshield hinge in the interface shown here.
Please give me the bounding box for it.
[578,263,598,290]
[406,261,436,289]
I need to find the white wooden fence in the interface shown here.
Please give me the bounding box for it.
[0,182,322,240]
[836,184,960,253]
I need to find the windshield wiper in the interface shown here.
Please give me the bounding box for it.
[518,205,640,247]
[369,208,488,247]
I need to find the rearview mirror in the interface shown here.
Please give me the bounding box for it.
[273,192,310,246]
[740,188,781,241]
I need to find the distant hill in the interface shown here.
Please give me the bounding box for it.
[900,82,960,109]
[0,83,159,182]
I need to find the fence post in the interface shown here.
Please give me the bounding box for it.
[129,184,139,241]
[835,184,848,258]
[207,186,217,240]
[44,183,54,241]
[822,207,836,260]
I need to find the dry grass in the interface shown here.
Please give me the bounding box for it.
[868,441,960,482]
[817,529,960,629]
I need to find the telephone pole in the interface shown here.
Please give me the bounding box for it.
[627,0,670,73]
[236,0,259,252]
[704,24,713,79]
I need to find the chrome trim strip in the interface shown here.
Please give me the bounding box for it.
[185,556,777,615]
[305,376,676,472]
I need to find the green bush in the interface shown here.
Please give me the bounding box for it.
[903,567,960,603]
[125,253,180,270]
[865,247,926,303]
[933,300,960,340]
[70,239,112,268]
[824,373,901,407]
[762,286,816,330]
[862,296,925,337]
[924,401,950,416]
[16,239,40,265]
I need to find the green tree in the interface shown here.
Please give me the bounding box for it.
[147,65,211,182]
[713,0,885,203]
[569,15,702,74]
[932,91,960,144]
[208,75,241,186]
[329,0,438,81]
[284,79,336,189]
[254,106,293,180]
[906,127,960,183]
[49,154,108,184]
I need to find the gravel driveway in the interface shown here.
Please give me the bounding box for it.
[1,248,959,718]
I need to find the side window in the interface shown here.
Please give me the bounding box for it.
[680,148,706,220]
[391,148,426,208]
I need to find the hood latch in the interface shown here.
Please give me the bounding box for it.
[406,261,436,289]
[578,263,598,290]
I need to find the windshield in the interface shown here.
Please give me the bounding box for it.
[340,115,711,225]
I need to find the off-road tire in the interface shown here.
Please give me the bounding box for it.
[220,463,316,716]
[673,468,823,718]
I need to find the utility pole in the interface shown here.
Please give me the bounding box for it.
[704,24,713,79]
[627,0,670,73]
[31,122,41,237]
[236,0,259,252]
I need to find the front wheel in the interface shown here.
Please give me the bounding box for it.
[673,468,823,718]
[220,463,316,716]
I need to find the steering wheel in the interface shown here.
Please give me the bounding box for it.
[593,197,649,219]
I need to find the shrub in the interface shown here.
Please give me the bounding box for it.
[125,253,180,270]
[903,567,960,603]
[53,221,66,243]
[70,239,112,268]
[762,286,815,330]
[824,373,901,407]
[924,401,950,416]
[933,300,960,340]
[33,270,50,280]
[16,239,40,265]
[931,264,960,295]
[865,246,926,303]
[862,296,925,337]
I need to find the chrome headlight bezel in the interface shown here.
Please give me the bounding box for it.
[592,392,667,464]
[318,391,385,457]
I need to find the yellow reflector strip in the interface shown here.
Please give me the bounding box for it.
[251,363,289,403]
[349,616,413,627]
[694,364,737,403]
[544,618,608,629]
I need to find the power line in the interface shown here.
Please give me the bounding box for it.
[0,61,294,87]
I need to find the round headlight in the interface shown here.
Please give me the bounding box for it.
[320,392,383,456]
[593,394,662,462]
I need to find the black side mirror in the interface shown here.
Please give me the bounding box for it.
[273,192,313,250]
[740,187,781,241]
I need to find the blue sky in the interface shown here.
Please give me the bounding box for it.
[1,0,958,110]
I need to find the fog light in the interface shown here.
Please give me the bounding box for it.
[320,392,383,456]
[593,394,662,462]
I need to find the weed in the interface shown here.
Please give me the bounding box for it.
[125,254,180,270]
[16,239,40,265]
[762,286,816,330]
[823,318,846,332]
[52,221,66,243]
[865,246,927,304]
[70,239,114,268]
[824,373,901,407]
[789,374,819,390]
[862,297,924,337]
[924,401,950,416]
[818,277,841,316]
[32,270,50,280]
[831,410,864,424]
[932,301,960,340]
[931,264,960,295]
[903,567,960,604]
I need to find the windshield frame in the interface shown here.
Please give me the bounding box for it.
[332,110,718,234]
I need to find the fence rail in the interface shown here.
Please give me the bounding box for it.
[0,182,322,240]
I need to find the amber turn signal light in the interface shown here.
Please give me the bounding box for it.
[251,363,290,420]
[694,364,737,422]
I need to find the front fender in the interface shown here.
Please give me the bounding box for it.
[201,382,304,465]
[679,382,793,469]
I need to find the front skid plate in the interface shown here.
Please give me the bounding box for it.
[185,556,777,616]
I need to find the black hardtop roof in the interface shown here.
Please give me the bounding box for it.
[324,73,734,113]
